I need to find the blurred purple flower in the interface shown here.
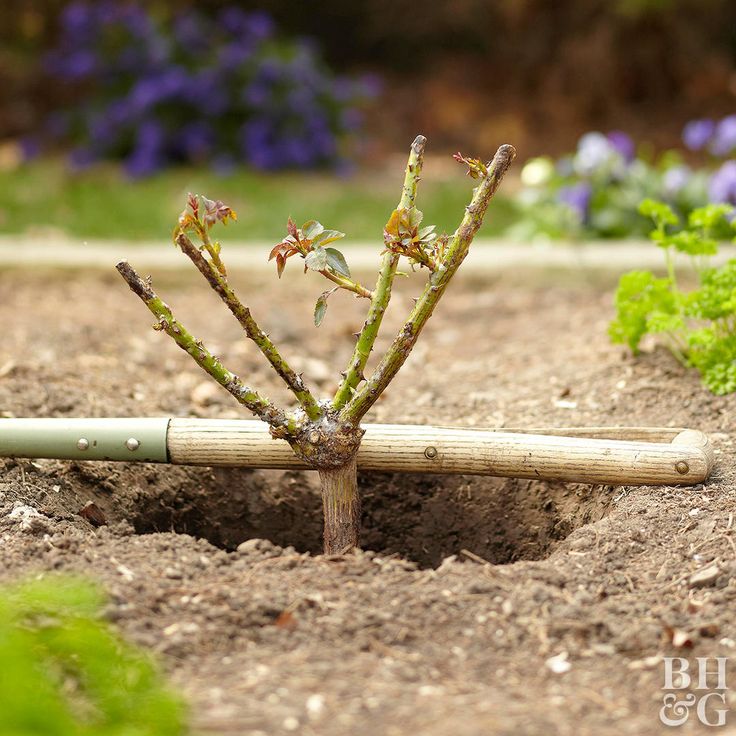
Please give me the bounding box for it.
[173,12,205,48]
[19,137,41,160]
[282,137,314,167]
[709,116,736,157]
[243,81,270,108]
[341,108,363,131]
[682,119,715,151]
[61,2,95,37]
[359,73,383,98]
[709,161,736,205]
[574,132,616,177]
[42,3,373,172]
[69,147,96,171]
[130,67,188,111]
[333,77,355,103]
[125,150,162,178]
[606,131,635,162]
[662,165,692,197]
[245,11,274,40]
[136,120,165,151]
[219,42,253,70]
[558,182,592,222]
[178,122,214,159]
[219,8,273,40]
[219,7,250,34]
[124,120,166,177]
[287,87,315,111]
[51,50,97,80]
[212,153,236,174]
[44,111,71,137]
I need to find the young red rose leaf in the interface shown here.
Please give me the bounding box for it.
[202,197,237,227]
[305,246,328,271]
[269,242,286,260]
[287,216,298,238]
[325,247,351,277]
[452,152,488,179]
[276,252,287,278]
[187,192,199,218]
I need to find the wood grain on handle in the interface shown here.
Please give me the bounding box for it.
[167,419,714,485]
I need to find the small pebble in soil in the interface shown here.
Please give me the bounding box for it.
[78,500,107,527]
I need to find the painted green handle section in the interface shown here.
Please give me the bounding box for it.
[0,418,170,462]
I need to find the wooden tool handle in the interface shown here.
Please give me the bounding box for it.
[167,419,714,485]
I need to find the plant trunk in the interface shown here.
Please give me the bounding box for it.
[318,455,360,554]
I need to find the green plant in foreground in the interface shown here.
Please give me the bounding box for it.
[0,576,187,736]
[117,136,516,553]
[610,199,736,394]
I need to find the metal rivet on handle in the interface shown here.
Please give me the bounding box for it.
[424,446,438,459]
[675,461,690,475]
[125,437,140,451]
[77,438,90,451]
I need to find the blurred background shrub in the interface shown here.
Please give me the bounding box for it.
[0,576,187,735]
[3,0,735,154]
[28,3,374,175]
[0,0,735,240]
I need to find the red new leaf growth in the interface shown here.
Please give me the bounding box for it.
[383,207,440,271]
[173,193,237,277]
[453,152,489,179]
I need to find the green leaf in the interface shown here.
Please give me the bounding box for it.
[325,247,351,277]
[0,576,187,735]
[609,270,676,352]
[667,231,718,257]
[314,295,328,326]
[688,204,734,232]
[305,247,328,271]
[302,220,324,241]
[313,229,345,246]
[646,311,685,334]
[639,199,678,227]
[313,288,338,327]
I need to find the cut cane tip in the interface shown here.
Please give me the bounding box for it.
[412,135,427,154]
[495,144,517,161]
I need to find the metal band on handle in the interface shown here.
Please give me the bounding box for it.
[0,418,170,463]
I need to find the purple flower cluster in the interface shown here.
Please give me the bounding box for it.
[709,161,736,206]
[558,182,593,223]
[682,115,736,206]
[40,2,377,176]
[682,116,736,158]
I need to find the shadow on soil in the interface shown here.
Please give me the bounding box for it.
[126,466,614,569]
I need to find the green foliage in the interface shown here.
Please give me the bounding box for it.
[610,270,679,352]
[269,217,348,281]
[0,576,187,736]
[610,200,736,394]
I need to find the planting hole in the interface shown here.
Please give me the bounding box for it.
[122,466,614,569]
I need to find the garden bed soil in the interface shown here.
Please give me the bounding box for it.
[1,266,735,735]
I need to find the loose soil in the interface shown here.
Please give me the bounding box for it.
[1,265,734,735]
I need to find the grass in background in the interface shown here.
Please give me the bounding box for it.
[0,158,518,242]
